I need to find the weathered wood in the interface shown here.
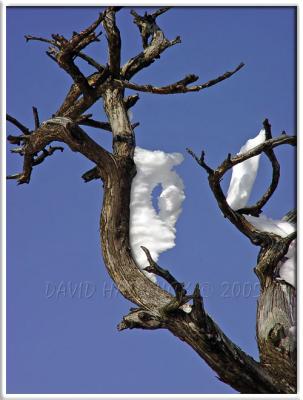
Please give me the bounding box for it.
[257,281,296,391]
[99,152,288,394]
[188,127,296,392]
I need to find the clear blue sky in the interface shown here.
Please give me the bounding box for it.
[7,6,296,395]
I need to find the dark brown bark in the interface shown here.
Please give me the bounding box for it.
[119,63,245,94]
[7,7,296,394]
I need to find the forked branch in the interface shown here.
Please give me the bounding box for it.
[25,34,105,72]
[122,8,181,80]
[7,117,112,184]
[187,121,296,283]
[187,130,295,245]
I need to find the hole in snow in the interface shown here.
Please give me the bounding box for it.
[151,184,162,214]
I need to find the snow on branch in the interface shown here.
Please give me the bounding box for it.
[226,129,266,210]
[226,129,296,287]
[130,147,185,282]
[188,122,296,287]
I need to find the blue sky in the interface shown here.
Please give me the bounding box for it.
[6,6,296,394]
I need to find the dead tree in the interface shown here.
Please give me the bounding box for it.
[7,8,296,394]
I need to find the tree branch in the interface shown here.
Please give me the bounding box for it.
[32,146,64,166]
[8,145,65,184]
[102,7,122,77]
[141,246,191,311]
[151,7,171,19]
[120,63,245,94]
[76,52,105,72]
[116,263,287,393]
[25,34,105,72]
[124,94,139,109]
[113,244,288,393]
[7,114,31,135]
[32,106,40,130]
[187,131,296,246]
[237,119,280,216]
[55,72,104,118]
[7,117,113,185]
[48,46,93,97]
[76,114,139,132]
[81,166,100,183]
[121,8,181,80]
[187,121,296,391]
[77,114,112,132]
[26,13,104,100]
[283,209,296,224]
[255,231,296,286]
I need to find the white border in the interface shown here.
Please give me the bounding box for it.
[1,1,300,399]
[0,0,301,5]
[1,2,7,399]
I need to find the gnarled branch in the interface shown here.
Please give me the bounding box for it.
[121,8,181,80]
[25,14,105,116]
[187,131,296,246]
[8,117,112,185]
[187,121,296,391]
[120,63,244,94]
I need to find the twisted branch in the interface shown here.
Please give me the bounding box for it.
[187,121,296,286]
[187,131,296,246]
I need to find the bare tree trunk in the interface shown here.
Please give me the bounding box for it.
[257,279,296,388]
